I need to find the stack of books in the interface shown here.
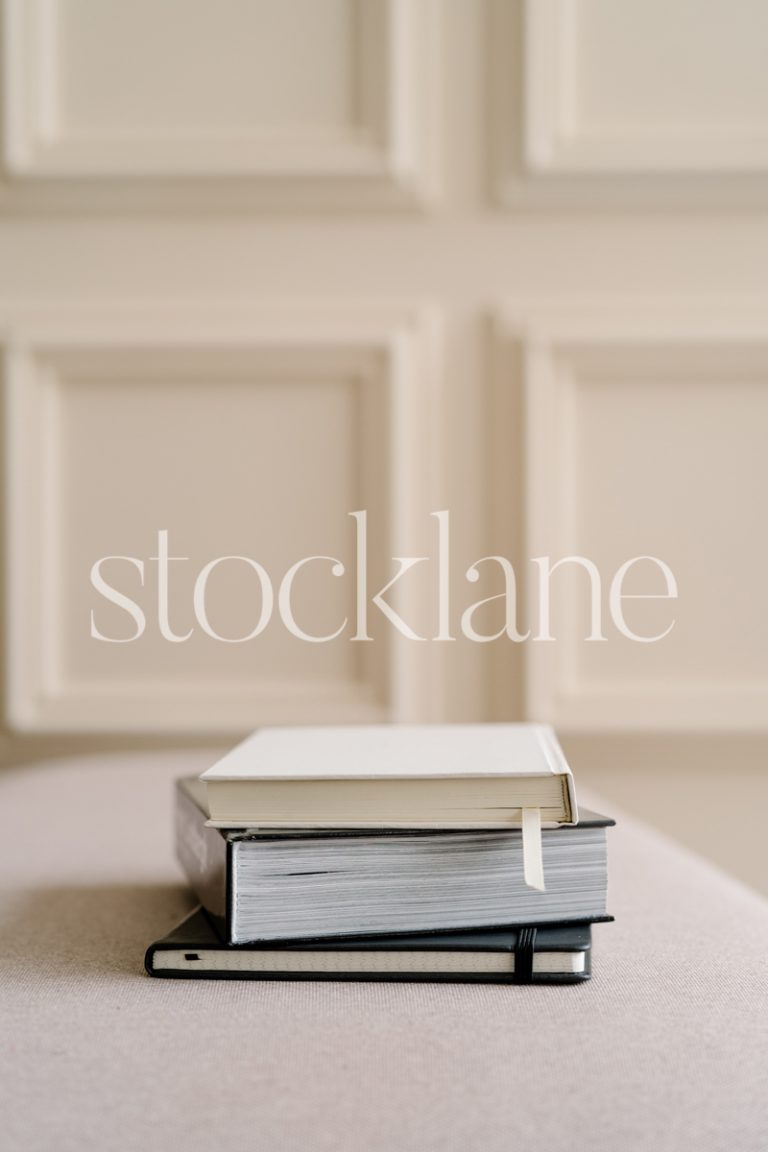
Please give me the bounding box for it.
[146,724,613,985]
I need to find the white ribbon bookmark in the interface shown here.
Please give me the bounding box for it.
[522,807,545,891]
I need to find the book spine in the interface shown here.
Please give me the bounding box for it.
[174,784,230,934]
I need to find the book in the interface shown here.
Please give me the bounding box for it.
[200,724,577,828]
[200,724,577,829]
[145,906,594,984]
[176,777,613,943]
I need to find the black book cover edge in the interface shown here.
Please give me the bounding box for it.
[145,906,594,985]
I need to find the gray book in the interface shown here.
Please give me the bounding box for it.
[175,777,613,944]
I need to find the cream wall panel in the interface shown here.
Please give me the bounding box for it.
[0,0,767,893]
[525,0,768,174]
[4,304,441,732]
[1,0,439,204]
[496,302,768,731]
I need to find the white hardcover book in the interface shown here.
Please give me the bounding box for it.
[201,723,576,826]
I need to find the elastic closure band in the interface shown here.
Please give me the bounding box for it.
[514,927,537,983]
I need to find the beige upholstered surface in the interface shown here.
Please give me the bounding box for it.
[1,753,767,1152]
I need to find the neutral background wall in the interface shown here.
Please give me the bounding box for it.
[1,0,767,895]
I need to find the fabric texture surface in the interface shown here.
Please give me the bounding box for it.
[1,751,767,1152]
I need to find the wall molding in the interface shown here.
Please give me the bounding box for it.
[495,300,768,732]
[524,0,768,176]
[1,0,440,208]
[3,302,442,733]
[490,0,768,208]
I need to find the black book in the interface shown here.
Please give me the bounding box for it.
[175,777,614,943]
[146,906,593,984]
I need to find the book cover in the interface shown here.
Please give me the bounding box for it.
[145,906,594,985]
[199,723,578,829]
